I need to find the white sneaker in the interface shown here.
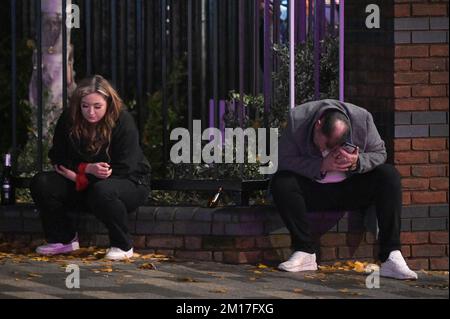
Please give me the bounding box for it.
[380,250,418,280]
[278,251,318,272]
[105,247,134,261]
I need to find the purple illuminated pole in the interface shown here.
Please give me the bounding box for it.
[299,0,306,44]
[209,99,215,141]
[239,0,245,127]
[339,0,345,101]
[290,0,295,109]
[295,0,305,44]
[219,100,226,144]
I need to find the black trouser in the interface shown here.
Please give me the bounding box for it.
[30,171,150,251]
[270,164,402,262]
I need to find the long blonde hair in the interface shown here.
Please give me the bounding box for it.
[68,75,123,158]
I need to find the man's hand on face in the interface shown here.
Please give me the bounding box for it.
[321,150,353,173]
[334,146,360,171]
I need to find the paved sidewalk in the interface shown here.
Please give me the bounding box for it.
[0,249,448,299]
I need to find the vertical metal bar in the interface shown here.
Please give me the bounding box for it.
[320,0,326,40]
[97,0,104,74]
[308,0,313,36]
[145,0,154,94]
[339,0,345,101]
[161,0,168,164]
[119,0,126,96]
[111,0,117,86]
[62,0,68,110]
[213,0,219,128]
[218,0,226,101]
[219,100,225,144]
[294,0,299,44]
[227,0,236,94]
[331,0,336,37]
[36,0,43,172]
[21,0,27,39]
[30,0,35,41]
[299,0,306,43]
[263,0,271,123]
[170,0,178,115]
[272,0,280,128]
[200,0,207,130]
[85,0,92,76]
[314,0,320,100]
[238,0,245,127]
[136,0,144,140]
[209,99,214,131]
[290,0,295,109]
[125,0,130,94]
[10,0,17,172]
[253,0,260,97]
[273,0,280,45]
[188,0,193,149]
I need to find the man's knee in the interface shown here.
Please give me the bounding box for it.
[373,164,401,187]
[270,170,301,196]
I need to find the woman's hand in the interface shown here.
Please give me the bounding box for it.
[55,165,77,182]
[85,162,112,179]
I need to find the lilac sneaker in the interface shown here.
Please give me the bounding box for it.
[36,234,80,256]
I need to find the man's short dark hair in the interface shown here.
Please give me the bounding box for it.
[320,110,351,141]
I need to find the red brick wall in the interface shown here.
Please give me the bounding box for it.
[393,0,449,207]
[392,0,449,270]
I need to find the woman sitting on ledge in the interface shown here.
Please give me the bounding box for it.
[30,75,151,261]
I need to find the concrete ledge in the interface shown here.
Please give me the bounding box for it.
[0,204,448,270]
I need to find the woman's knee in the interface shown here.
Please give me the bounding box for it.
[87,181,118,204]
[30,172,59,196]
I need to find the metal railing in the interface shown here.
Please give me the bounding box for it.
[6,0,344,205]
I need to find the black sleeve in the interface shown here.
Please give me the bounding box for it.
[48,110,72,169]
[109,112,141,177]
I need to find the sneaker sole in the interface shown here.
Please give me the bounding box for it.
[380,268,418,280]
[104,251,134,261]
[278,263,318,272]
[36,242,80,256]
[104,255,133,261]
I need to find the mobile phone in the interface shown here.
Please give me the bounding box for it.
[341,142,358,154]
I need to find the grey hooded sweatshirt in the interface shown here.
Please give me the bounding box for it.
[278,99,387,181]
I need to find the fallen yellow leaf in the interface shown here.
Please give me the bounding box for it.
[139,263,157,270]
[209,288,227,294]
[93,267,113,273]
[353,261,366,273]
[257,263,269,269]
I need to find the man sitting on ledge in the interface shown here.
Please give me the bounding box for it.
[270,99,418,280]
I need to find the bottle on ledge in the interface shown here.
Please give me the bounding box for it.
[208,187,223,208]
[1,153,15,206]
